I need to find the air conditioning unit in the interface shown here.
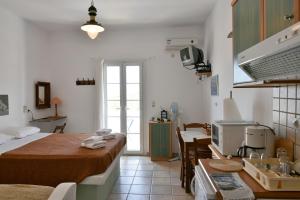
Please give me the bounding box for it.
[165,38,199,50]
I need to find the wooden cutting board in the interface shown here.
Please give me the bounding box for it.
[209,159,243,172]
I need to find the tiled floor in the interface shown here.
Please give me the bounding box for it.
[109,156,193,200]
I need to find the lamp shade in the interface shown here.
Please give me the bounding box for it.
[51,97,62,105]
[81,1,104,40]
[87,32,100,40]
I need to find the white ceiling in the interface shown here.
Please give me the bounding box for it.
[0,0,217,30]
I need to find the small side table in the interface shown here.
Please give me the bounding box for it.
[29,116,67,133]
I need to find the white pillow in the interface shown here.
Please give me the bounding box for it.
[0,133,13,145]
[3,126,40,139]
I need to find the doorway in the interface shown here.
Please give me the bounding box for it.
[103,62,143,154]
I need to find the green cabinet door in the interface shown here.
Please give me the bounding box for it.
[150,122,171,160]
[151,123,161,157]
[265,0,295,38]
[160,124,170,157]
[233,0,261,55]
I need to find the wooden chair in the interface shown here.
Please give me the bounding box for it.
[176,127,195,188]
[192,138,212,166]
[183,122,212,189]
[183,123,211,135]
[53,123,66,133]
[176,127,185,187]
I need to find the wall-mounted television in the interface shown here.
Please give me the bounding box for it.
[180,45,204,66]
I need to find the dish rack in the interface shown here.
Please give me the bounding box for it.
[243,158,300,191]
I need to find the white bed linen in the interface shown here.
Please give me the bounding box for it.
[0,133,50,155]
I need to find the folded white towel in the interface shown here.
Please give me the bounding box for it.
[81,140,106,149]
[103,133,117,140]
[96,129,112,136]
[82,136,103,145]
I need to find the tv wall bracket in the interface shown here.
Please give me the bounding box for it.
[194,60,212,73]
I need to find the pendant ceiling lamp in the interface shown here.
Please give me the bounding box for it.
[81,0,104,39]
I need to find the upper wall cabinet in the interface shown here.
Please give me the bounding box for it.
[233,0,262,55]
[265,0,297,38]
[232,0,300,87]
[232,0,300,56]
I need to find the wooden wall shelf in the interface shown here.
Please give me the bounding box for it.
[195,72,212,79]
[76,79,95,86]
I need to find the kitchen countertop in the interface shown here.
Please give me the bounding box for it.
[200,145,300,199]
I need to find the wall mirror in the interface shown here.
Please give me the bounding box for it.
[35,82,51,109]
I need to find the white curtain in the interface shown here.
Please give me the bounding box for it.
[94,59,105,131]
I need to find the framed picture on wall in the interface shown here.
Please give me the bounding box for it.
[0,95,9,116]
[211,75,219,96]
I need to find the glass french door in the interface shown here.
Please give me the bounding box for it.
[103,62,143,154]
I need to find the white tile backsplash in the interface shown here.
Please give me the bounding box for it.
[287,114,296,128]
[280,99,287,112]
[273,88,280,98]
[279,125,287,138]
[280,87,288,98]
[280,112,287,124]
[273,111,280,124]
[288,99,296,113]
[273,98,280,111]
[274,85,300,161]
[297,85,300,99]
[288,85,296,99]
[297,100,300,114]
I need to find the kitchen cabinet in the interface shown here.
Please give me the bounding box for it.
[232,0,262,55]
[265,0,297,38]
[149,122,172,161]
[232,0,300,88]
[232,0,300,55]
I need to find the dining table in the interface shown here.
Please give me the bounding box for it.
[180,130,211,193]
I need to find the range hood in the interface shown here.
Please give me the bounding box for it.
[234,22,300,88]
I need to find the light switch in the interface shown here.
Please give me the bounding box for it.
[152,101,156,108]
[23,106,28,113]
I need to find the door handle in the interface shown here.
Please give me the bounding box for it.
[284,14,294,21]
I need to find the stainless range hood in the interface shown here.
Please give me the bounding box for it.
[234,22,300,88]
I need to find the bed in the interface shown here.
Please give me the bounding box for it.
[0,133,126,200]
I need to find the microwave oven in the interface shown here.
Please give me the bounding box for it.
[211,121,255,156]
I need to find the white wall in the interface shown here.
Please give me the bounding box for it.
[201,0,273,125]
[0,5,52,130]
[0,6,26,129]
[24,21,53,121]
[46,26,206,153]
